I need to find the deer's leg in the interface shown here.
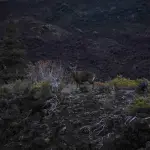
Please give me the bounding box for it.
[79,83,81,89]
[89,81,94,89]
[76,82,79,89]
[92,82,94,89]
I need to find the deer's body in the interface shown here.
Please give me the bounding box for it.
[72,71,96,89]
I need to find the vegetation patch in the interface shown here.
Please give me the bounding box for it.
[0,79,31,98]
[109,75,143,88]
[0,79,53,100]
[128,96,150,114]
[30,81,52,100]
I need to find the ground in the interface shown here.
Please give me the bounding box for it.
[0,81,150,150]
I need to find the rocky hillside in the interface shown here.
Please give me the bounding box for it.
[0,79,150,150]
[0,58,150,149]
[1,0,150,79]
[1,1,150,149]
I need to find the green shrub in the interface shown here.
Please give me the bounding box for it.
[0,80,53,99]
[128,96,150,114]
[109,75,141,88]
[0,86,12,97]
[12,79,32,95]
[0,79,32,98]
[31,81,52,100]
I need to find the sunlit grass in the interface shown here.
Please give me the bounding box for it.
[129,96,150,113]
[109,75,142,88]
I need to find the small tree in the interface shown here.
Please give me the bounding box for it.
[0,20,26,84]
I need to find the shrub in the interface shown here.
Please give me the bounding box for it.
[26,60,66,92]
[0,84,13,98]
[0,20,27,83]
[30,81,52,100]
[12,79,32,95]
[0,79,32,98]
[0,79,52,99]
[128,96,150,114]
[109,75,141,88]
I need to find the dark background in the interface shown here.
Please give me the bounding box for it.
[1,0,150,80]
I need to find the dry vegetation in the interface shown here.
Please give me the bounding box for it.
[0,60,150,150]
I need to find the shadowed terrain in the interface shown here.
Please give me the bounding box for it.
[1,1,150,149]
[0,0,150,80]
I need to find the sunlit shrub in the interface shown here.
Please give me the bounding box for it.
[31,81,52,100]
[128,96,150,114]
[109,75,141,88]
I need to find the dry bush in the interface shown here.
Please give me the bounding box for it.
[26,60,67,92]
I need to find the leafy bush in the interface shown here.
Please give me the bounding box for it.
[0,79,53,100]
[128,96,150,114]
[109,75,141,88]
[0,79,32,98]
[0,84,13,98]
[12,79,32,95]
[30,81,52,100]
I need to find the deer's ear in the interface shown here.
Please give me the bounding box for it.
[68,62,73,69]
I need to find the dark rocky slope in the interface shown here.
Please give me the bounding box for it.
[1,87,150,150]
[1,0,150,79]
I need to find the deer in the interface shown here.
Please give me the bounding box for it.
[69,64,96,89]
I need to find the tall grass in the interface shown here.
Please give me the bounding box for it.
[109,75,142,88]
